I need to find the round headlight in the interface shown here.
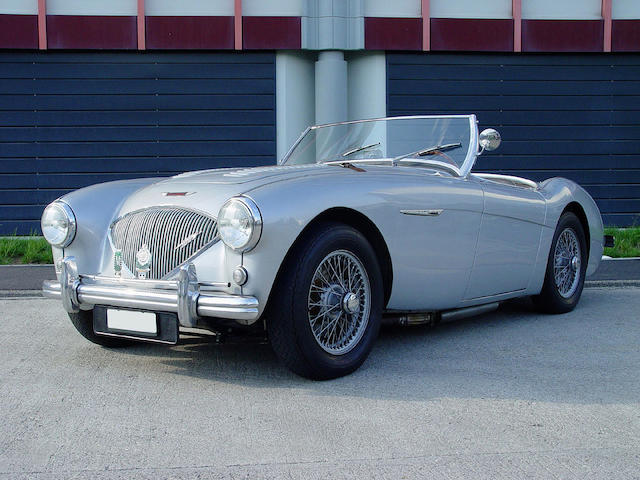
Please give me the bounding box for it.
[218,197,262,252]
[41,201,76,247]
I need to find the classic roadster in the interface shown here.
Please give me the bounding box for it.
[42,115,605,379]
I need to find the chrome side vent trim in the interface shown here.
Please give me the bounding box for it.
[110,207,218,280]
[400,209,443,217]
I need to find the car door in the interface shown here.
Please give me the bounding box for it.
[464,177,546,299]
[384,171,484,311]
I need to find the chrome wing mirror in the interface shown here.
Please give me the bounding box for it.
[478,128,501,155]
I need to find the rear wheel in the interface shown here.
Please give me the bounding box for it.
[267,222,383,380]
[532,212,587,313]
[68,310,133,348]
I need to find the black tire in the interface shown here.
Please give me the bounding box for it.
[68,310,134,348]
[532,212,587,314]
[267,222,383,380]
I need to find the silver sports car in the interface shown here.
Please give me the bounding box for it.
[42,115,605,379]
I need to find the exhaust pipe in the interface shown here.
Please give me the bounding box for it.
[385,302,499,327]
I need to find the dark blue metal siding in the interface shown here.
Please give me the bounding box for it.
[0,51,276,234]
[387,53,640,227]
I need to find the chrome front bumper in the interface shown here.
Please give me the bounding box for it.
[42,257,260,327]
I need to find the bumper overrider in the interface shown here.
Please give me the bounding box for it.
[42,257,260,327]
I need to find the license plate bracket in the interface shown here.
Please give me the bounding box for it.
[93,306,178,344]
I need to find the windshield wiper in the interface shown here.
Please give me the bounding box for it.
[417,142,462,156]
[392,142,462,165]
[341,142,381,157]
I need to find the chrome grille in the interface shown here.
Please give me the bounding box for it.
[110,207,218,279]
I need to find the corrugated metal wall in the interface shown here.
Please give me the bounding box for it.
[0,51,276,234]
[387,53,640,227]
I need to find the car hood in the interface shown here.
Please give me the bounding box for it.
[167,164,334,184]
[117,164,337,216]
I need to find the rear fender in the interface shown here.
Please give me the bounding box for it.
[536,177,604,286]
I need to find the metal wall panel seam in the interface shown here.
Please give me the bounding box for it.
[422,0,430,51]
[235,0,242,50]
[512,0,521,52]
[38,0,46,49]
[137,0,145,50]
[602,0,612,52]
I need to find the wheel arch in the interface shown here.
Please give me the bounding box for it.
[562,201,590,257]
[268,207,393,310]
[537,177,603,278]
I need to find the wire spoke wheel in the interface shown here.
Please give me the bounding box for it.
[553,227,581,299]
[307,249,371,355]
[533,212,586,314]
[268,222,382,379]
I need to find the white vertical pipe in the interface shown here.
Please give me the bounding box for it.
[276,51,315,161]
[315,51,348,125]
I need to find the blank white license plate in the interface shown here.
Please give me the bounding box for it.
[106,309,157,335]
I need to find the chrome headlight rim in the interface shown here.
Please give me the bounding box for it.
[41,201,76,248]
[218,196,263,253]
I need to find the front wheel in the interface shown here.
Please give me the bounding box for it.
[532,212,587,313]
[267,223,383,380]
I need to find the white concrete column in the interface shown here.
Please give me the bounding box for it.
[276,50,387,161]
[347,51,387,155]
[347,51,386,121]
[276,51,316,161]
[314,50,348,125]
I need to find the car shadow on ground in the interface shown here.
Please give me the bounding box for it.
[110,289,639,405]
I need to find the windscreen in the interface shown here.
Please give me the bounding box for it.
[281,116,473,173]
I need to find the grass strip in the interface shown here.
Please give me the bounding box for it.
[0,236,53,264]
[604,227,640,258]
[0,227,637,264]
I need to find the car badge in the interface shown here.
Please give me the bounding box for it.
[162,192,195,197]
[113,249,123,277]
[135,244,152,279]
[175,231,202,251]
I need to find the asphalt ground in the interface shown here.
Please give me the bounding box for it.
[1,288,639,479]
[0,265,57,291]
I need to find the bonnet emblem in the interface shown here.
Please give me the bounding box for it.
[114,249,123,277]
[162,192,195,196]
[135,244,152,279]
[175,232,202,251]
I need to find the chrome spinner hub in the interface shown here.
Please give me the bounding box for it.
[571,255,580,271]
[342,292,360,315]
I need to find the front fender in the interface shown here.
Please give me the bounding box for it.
[240,173,393,317]
[58,178,159,275]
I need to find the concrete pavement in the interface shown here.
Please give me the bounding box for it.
[1,288,639,479]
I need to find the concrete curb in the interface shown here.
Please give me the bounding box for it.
[0,290,46,298]
[3,280,638,300]
[0,264,56,291]
[585,280,640,288]
[1,258,638,292]
[587,258,640,282]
